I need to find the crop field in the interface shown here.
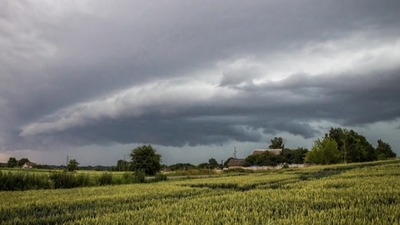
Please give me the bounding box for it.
[1,160,400,224]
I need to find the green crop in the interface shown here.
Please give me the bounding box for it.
[1,160,399,224]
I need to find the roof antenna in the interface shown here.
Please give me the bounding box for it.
[233,146,237,158]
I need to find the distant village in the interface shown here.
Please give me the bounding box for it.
[1,128,397,172]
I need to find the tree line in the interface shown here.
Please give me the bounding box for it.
[305,127,396,164]
[6,157,30,168]
[242,128,396,167]
[3,127,396,175]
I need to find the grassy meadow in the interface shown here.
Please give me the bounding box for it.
[1,160,400,224]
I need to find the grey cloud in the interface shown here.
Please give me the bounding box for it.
[19,68,400,148]
[1,0,400,163]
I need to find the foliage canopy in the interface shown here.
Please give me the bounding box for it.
[130,145,161,176]
[305,137,340,164]
[67,159,79,172]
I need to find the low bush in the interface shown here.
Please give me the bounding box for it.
[133,171,146,183]
[49,172,90,189]
[121,172,136,184]
[0,171,52,191]
[49,172,74,188]
[98,173,113,185]
[154,172,167,181]
[76,173,91,187]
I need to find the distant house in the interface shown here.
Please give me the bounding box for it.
[226,158,246,168]
[252,149,282,156]
[22,162,36,169]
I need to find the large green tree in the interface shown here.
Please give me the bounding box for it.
[208,158,219,169]
[67,159,79,172]
[269,137,284,149]
[326,128,375,163]
[305,137,340,165]
[130,145,161,176]
[7,157,17,168]
[375,139,396,160]
[17,158,30,167]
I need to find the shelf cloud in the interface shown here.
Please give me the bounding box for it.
[1,0,400,165]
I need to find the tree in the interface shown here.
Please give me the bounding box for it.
[17,158,30,167]
[375,139,396,160]
[305,138,340,164]
[245,151,284,167]
[116,160,129,171]
[7,157,17,168]
[130,145,161,176]
[269,137,284,149]
[197,162,210,169]
[67,159,79,172]
[208,158,219,169]
[326,127,376,163]
[281,148,308,164]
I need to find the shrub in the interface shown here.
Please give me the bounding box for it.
[154,172,167,182]
[75,173,91,187]
[121,172,136,184]
[98,173,113,185]
[50,171,78,188]
[133,171,146,183]
[0,171,52,191]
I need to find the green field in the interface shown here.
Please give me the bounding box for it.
[1,160,400,224]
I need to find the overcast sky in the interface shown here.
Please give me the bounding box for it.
[1,0,399,166]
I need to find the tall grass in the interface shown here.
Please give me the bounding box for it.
[49,172,91,188]
[0,170,167,191]
[0,170,52,191]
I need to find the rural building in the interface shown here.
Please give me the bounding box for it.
[226,158,246,168]
[252,149,282,156]
[22,162,36,169]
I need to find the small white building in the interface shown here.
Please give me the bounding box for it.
[22,162,35,169]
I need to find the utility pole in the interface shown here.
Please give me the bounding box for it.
[66,155,69,167]
[233,146,237,158]
[124,154,128,171]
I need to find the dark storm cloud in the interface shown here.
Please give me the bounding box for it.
[1,0,400,160]
[19,67,400,147]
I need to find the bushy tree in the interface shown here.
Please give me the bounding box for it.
[305,138,340,165]
[208,158,219,169]
[326,128,375,163]
[130,145,161,176]
[7,157,17,168]
[17,158,30,167]
[269,137,284,149]
[67,159,79,172]
[375,139,396,160]
[281,148,308,164]
[245,151,284,167]
[197,162,210,169]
